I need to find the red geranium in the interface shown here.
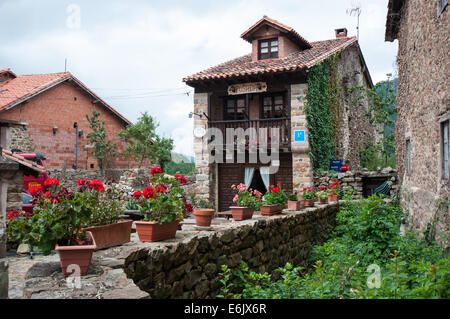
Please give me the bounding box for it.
[174,174,187,185]
[272,187,280,193]
[133,191,142,199]
[150,167,162,176]
[155,184,168,193]
[184,202,193,214]
[44,178,60,187]
[88,179,105,192]
[28,186,43,195]
[143,186,155,199]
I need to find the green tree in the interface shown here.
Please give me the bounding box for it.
[86,108,118,171]
[119,112,173,170]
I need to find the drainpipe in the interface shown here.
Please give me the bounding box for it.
[74,122,78,169]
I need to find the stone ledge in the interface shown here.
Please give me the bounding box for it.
[6,202,338,299]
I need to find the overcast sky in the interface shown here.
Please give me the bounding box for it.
[0,0,398,157]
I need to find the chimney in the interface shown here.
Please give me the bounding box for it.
[335,28,348,38]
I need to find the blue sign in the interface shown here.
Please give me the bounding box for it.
[294,130,306,142]
[330,159,343,172]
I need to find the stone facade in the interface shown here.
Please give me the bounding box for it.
[0,157,23,299]
[192,93,215,203]
[335,43,376,168]
[385,0,449,244]
[291,83,313,189]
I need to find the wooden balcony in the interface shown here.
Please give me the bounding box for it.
[208,117,291,147]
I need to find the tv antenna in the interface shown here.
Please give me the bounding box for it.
[346,4,361,40]
[64,58,67,72]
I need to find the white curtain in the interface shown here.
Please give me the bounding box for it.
[259,167,270,192]
[244,167,255,189]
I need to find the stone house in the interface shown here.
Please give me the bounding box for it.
[184,16,376,211]
[385,0,449,241]
[0,68,135,170]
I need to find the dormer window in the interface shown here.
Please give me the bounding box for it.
[259,39,278,59]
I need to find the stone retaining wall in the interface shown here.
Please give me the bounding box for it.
[124,203,338,299]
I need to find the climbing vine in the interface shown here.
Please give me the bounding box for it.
[304,53,341,173]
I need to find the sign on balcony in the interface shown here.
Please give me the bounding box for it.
[228,82,267,95]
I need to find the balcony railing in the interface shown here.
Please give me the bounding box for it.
[208,117,291,146]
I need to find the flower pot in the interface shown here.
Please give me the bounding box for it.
[230,207,254,221]
[55,231,97,277]
[261,204,284,216]
[288,200,305,210]
[304,199,315,207]
[193,208,215,227]
[134,220,179,242]
[328,194,339,202]
[319,198,328,204]
[83,220,133,250]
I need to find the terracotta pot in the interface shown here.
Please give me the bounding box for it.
[194,208,215,227]
[134,220,179,242]
[319,198,328,204]
[328,194,339,202]
[230,207,254,221]
[288,200,305,210]
[55,231,97,277]
[261,204,284,216]
[83,220,132,250]
[304,199,315,207]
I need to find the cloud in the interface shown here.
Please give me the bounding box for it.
[0,0,398,158]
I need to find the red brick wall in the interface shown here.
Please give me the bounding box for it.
[0,81,139,169]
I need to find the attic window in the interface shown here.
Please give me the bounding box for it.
[259,39,278,60]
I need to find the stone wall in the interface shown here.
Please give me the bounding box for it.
[314,168,399,198]
[9,125,34,153]
[291,83,314,189]
[192,92,215,204]
[124,203,338,299]
[393,0,449,243]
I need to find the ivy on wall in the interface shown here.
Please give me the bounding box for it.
[304,53,341,173]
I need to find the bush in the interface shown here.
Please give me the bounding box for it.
[218,196,449,299]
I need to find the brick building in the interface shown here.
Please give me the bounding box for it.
[0,68,134,170]
[184,16,376,211]
[385,0,449,241]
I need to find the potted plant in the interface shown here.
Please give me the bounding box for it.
[316,187,328,204]
[287,192,305,210]
[327,181,340,202]
[190,193,215,227]
[301,187,316,207]
[230,183,261,221]
[77,179,132,250]
[133,167,190,242]
[261,182,287,216]
[6,180,97,277]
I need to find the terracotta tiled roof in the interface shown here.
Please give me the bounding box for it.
[183,36,357,83]
[241,16,312,49]
[0,71,132,125]
[0,72,71,110]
